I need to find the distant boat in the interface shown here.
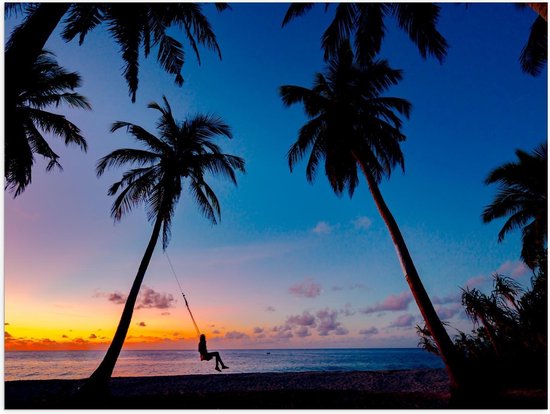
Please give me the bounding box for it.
[266,352,271,355]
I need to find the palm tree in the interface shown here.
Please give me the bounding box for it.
[279,41,463,390]
[518,3,547,76]
[5,50,91,197]
[87,96,245,392]
[282,3,448,66]
[482,143,547,269]
[5,4,228,192]
[6,3,228,102]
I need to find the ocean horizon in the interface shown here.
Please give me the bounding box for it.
[5,348,444,381]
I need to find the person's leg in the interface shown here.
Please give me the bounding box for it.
[214,352,229,369]
[210,352,221,371]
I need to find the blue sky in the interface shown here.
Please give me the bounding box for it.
[4,3,547,350]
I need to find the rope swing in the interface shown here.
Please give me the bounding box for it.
[165,251,201,337]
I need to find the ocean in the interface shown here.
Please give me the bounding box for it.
[4,348,444,381]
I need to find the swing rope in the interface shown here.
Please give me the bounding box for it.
[165,252,201,337]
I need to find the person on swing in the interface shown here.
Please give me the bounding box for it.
[198,334,229,372]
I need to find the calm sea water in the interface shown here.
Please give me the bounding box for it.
[4,348,444,381]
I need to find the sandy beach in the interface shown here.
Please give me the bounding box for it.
[4,368,546,409]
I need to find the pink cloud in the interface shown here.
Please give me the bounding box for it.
[360,292,412,314]
[286,311,316,327]
[312,221,332,235]
[464,275,488,289]
[271,325,293,339]
[225,331,249,340]
[289,278,321,298]
[435,304,462,320]
[389,314,415,328]
[95,286,175,309]
[353,216,372,230]
[316,309,348,336]
[359,327,379,335]
[496,260,530,279]
[432,292,461,305]
[295,326,311,337]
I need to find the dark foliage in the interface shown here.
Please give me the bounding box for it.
[418,256,547,390]
[5,50,90,197]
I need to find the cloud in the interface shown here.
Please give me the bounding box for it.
[136,286,175,309]
[108,292,127,304]
[312,221,332,235]
[212,329,221,334]
[295,326,311,337]
[359,327,379,335]
[96,286,175,309]
[389,314,415,328]
[266,306,276,312]
[5,331,12,338]
[137,322,147,327]
[286,311,316,327]
[464,275,488,289]
[353,216,372,231]
[89,334,97,339]
[360,292,412,314]
[253,327,264,334]
[435,304,462,320]
[225,331,249,340]
[289,278,322,298]
[316,309,348,336]
[5,323,10,326]
[496,260,530,279]
[339,304,355,317]
[271,325,293,339]
[161,312,171,316]
[62,335,68,338]
[431,292,461,305]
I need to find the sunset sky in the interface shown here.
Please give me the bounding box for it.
[4,3,547,352]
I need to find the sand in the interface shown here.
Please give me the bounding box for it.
[4,368,547,409]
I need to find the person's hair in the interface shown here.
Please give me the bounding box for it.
[200,334,206,341]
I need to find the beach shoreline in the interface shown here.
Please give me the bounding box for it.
[4,368,546,409]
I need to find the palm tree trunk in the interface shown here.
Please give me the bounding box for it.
[84,214,164,392]
[355,158,464,390]
[6,3,69,76]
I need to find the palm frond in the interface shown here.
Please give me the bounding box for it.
[288,115,324,172]
[354,3,387,66]
[199,153,245,185]
[321,3,357,61]
[189,179,219,225]
[61,4,104,45]
[520,15,547,76]
[392,3,448,64]
[156,34,185,85]
[282,3,315,27]
[187,114,233,141]
[25,108,87,150]
[105,7,143,102]
[96,148,159,177]
[111,121,170,155]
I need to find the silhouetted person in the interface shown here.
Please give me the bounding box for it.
[198,334,228,372]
